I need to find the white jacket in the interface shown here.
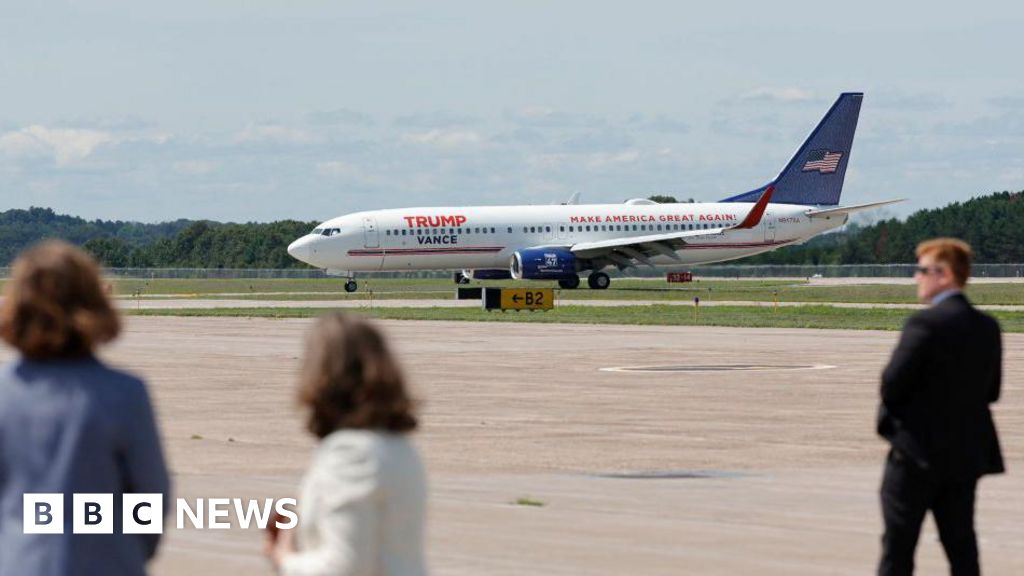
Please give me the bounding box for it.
[281,430,427,576]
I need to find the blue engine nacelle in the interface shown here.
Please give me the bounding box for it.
[470,269,513,280]
[510,248,578,280]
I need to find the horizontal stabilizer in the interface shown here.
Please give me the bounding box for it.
[805,199,904,218]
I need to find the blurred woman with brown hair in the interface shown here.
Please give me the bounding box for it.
[266,313,427,576]
[0,240,170,575]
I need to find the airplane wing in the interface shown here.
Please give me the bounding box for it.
[569,187,774,267]
[805,199,904,218]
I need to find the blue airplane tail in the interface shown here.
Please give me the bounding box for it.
[722,92,863,206]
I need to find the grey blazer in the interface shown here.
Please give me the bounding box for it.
[0,357,170,576]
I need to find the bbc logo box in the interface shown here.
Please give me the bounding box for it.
[23,493,163,535]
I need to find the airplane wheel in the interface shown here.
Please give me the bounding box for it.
[558,275,580,289]
[587,271,610,290]
[344,280,358,293]
[456,273,471,285]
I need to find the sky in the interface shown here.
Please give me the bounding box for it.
[1,1,1022,223]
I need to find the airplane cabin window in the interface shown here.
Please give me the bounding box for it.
[560,226,565,232]
[490,227,496,233]
[585,225,591,232]
[545,226,551,233]
[530,226,536,233]
[507,227,512,233]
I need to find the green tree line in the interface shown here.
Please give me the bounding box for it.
[2,190,1021,267]
[745,191,1024,264]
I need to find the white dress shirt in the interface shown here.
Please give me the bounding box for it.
[931,288,963,306]
[281,430,427,576]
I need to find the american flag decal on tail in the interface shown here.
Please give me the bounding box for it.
[801,149,843,174]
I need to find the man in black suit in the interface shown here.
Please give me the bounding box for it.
[878,238,1004,576]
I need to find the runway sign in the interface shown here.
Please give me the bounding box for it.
[483,287,554,311]
[667,271,693,283]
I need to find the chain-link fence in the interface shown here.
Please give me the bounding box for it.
[677,264,1024,279]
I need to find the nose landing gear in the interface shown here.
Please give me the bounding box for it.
[344,280,358,293]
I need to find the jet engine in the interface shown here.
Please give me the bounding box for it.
[510,248,578,280]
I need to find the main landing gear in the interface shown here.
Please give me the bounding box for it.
[556,272,609,290]
[344,280,358,293]
[587,271,610,290]
[454,272,471,285]
[558,275,580,289]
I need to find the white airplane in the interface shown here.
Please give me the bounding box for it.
[288,93,900,292]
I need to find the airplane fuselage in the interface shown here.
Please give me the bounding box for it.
[287,201,845,276]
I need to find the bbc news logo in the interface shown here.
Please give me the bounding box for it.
[23,494,298,534]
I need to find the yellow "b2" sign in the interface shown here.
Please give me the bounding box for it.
[499,288,554,310]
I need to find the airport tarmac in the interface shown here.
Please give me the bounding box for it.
[4,318,1021,575]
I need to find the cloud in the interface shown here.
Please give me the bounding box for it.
[54,116,157,131]
[527,149,642,172]
[932,111,1024,138]
[626,113,690,134]
[506,106,602,129]
[305,108,375,127]
[393,111,478,128]
[557,130,634,154]
[709,113,785,140]
[316,160,360,176]
[174,160,218,175]
[586,149,641,169]
[733,87,820,105]
[989,96,1024,109]
[0,125,116,166]
[871,90,949,111]
[401,129,481,148]
[233,124,317,145]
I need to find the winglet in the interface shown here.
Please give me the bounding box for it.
[733,186,774,229]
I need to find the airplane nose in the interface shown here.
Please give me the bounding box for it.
[287,236,312,262]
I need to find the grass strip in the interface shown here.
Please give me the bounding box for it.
[99,278,1024,305]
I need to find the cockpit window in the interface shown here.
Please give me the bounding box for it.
[320,228,341,236]
[312,227,323,234]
